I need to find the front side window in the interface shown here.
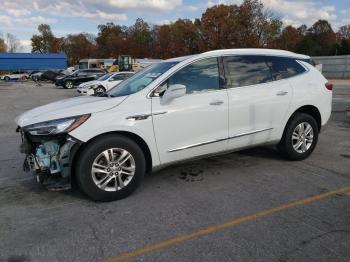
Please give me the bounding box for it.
[167,57,220,94]
[223,56,272,88]
[108,61,178,97]
[266,57,306,80]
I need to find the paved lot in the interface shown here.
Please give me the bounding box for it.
[0,80,349,262]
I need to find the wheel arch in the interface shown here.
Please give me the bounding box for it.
[283,105,322,136]
[71,131,153,182]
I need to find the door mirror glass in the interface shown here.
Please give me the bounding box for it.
[161,84,186,104]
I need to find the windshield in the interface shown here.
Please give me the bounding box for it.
[107,61,178,97]
[98,73,112,81]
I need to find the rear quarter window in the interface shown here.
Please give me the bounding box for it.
[266,57,306,80]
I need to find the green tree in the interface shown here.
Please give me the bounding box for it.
[96,23,125,57]
[61,33,97,65]
[273,25,303,51]
[0,37,7,52]
[307,20,336,55]
[128,18,152,58]
[200,4,240,50]
[31,24,61,53]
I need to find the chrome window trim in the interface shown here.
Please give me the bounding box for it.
[168,127,273,152]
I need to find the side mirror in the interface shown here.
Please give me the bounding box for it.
[161,84,186,104]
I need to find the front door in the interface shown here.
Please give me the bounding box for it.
[151,57,229,164]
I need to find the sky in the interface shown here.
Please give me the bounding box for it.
[0,0,349,52]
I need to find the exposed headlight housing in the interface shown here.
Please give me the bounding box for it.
[23,115,90,136]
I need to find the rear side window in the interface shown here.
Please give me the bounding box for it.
[266,57,306,80]
[223,56,272,88]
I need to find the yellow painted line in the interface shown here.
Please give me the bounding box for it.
[102,185,350,262]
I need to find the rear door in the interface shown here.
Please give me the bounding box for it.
[223,55,293,149]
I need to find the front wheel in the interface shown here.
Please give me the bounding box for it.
[4,76,10,82]
[64,80,74,89]
[94,86,106,96]
[278,113,319,160]
[75,135,146,201]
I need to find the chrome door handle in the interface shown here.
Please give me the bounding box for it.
[276,91,288,96]
[210,100,224,106]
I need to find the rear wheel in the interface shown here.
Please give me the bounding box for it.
[65,80,74,89]
[278,113,319,160]
[75,135,146,201]
[4,76,10,82]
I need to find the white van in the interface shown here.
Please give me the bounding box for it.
[15,49,332,201]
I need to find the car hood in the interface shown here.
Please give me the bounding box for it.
[16,95,127,127]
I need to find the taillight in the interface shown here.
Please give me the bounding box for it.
[325,82,333,91]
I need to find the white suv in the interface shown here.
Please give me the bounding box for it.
[15,49,332,201]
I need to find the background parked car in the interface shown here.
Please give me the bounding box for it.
[77,71,134,95]
[55,69,106,89]
[29,70,45,81]
[40,69,70,82]
[0,72,29,81]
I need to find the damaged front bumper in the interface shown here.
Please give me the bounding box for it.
[17,127,82,191]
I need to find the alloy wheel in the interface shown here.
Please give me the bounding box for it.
[95,87,105,95]
[292,122,314,154]
[91,148,136,192]
[66,81,73,89]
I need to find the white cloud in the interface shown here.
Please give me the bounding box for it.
[155,19,173,25]
[6,9,31,17]
[206,0,337,27]
[207,0,242,8]
[263,0,336,26]
[1,1,130,23]
[0,15,12,26]
[184,5,199,12]
[69,10,127,21]
[107,0,182,11]
[0,14,57,27]
[19,39,31,52]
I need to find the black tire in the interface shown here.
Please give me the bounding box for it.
[64,80,74,89]
[278,113,319,160]
[94,86,106,96]
[75,135,146,201]
[4,76,10,82]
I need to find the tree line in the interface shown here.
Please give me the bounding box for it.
[0,33,22,53]
[3,0,350,65]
